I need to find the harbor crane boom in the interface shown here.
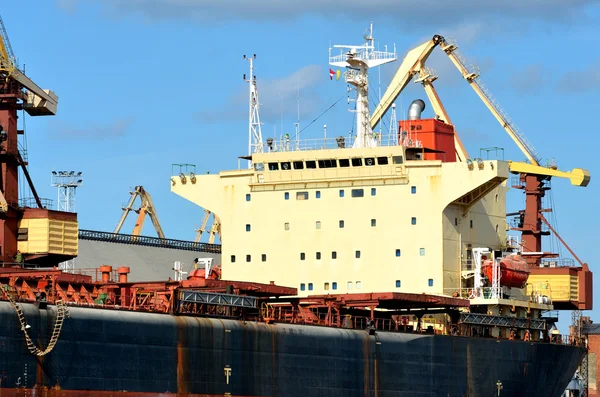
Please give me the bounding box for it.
[0,15,58,116]
[114,186,166,239]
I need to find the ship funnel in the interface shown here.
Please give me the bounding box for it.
[408,99,426,120]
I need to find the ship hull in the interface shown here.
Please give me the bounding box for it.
[0,302,584,397]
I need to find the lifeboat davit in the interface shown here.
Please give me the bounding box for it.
[482,253,530,288]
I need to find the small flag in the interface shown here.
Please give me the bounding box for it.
[336,70,341,81]
[329,68,335,80]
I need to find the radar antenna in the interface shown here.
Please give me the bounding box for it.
[328,23,396,148]
[244,54,263,168]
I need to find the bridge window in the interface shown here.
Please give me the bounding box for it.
[355,250,361,259]
[351,158,362,166]
[281,161,291,170]
[300,283,306,291]
[254,163,264,171]
[356,281,362,289]
[324,282,330,290]
[364,158,375,166]
[396,249,401,257]
[300,252,305,260]
[268,162,279,171]
[411,217,417,225]
[246,255,251,262]
[306,160,317,169]
[371,219,376,227]
[392,155,404,164]
[262,254,267,262]
[316,221,321,229]
[231,255,236,263]
[293,161,304,170]
[284,192,289,200]
[411,186,417,194]
[420,248,425,256]
[396,280,401,288]
[332,282,338,290]
[308,283,313,291]
[371,188,376,196]
[284,222,290,231]
[332,251,337,259]
[339,189,345,197]
[316,252,321,260]
[339,220,344,228]
[339,159,350,167]
[318,159,337,168]
[316,191,321,199]
[246,224,251,232]
[347,282,353,290]
[246,193,251,201]
[428,279,434,287]
[377,157,389,165]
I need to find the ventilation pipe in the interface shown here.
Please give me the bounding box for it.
[408,99,426,120]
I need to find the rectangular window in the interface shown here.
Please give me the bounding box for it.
[261,254,267,262]
[268,162,279,171]
[351,189,364,198]
[280,162,291,171]
[392,155,404,164]
[284,222,290,231]
[470,220,473,228]
[339,220,345,228]
[339,189,345,198]
[355,250,361,259]
[300,253,305,260]
[332,282,338,290]
[395,249,401,257]
[246,254,251,262]
[246,193,251,201]
[316,191,321,199]
[316,221,321,229]
[332,251,337,259]
[351,158,362,167]
[377,156,389,165]
[246,224,251,232]
[316,252,321,260]
[347,282,353,290]
[395,280,401,288]
[231,255,236,263]
[324,282,330,290]
[371,188,376,196]
[300,283,306,291]
[254,163,265,171]
[308,283,313,291]
[371,219,376,227]
[420,248,425,256]
[411,217,417,225]
[356,281,362,289]
[284,192,289,200]
[296,191,309,200]
[306,160,317,169]
[454,218,458,226]
[339,159,350,167]
[318,159,337,168]
[364,157,375,166]
[293,161,304,170]
[411,186,416,194]
[428,279,434,287]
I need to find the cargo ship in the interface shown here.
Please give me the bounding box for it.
[0,22,593,397]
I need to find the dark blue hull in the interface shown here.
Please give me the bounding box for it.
[0,302,584,396]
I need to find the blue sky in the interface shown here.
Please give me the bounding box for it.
[2,2,599,328]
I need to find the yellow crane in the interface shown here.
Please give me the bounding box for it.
[0,15,58,116]
[371,34,590,187]
[195,209,221,244]
[114,186,166,239]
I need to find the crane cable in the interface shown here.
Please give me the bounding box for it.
[1,284,69,356]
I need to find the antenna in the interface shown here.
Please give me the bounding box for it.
[243,54,263,168]
[329,23,396,148]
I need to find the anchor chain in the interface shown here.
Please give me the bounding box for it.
[0,284,69,356]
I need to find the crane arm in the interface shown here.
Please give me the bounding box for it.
[114,191,138,234]
[139,187,166,239]
[440,41,541,166]
[370,36,443,130]
[508,161,590,187]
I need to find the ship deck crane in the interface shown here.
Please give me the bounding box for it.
[114,186,165,239]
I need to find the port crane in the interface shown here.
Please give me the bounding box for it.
[372,34,590,266]
[194,209,221,244]
[0,15,61,263]
[114,186,166,239]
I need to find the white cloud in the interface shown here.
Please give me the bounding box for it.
[57,0,597,26]
[53,118,133,139]
[196,64,324,124]
[509,64,547,94]
[556,60,600,93]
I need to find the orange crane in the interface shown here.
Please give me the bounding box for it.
[114,186,165,239]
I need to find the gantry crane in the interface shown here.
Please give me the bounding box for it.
[372,34,590,266]
[0,15,61,264]
[114,186,166,239]
[194,209,221,244]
